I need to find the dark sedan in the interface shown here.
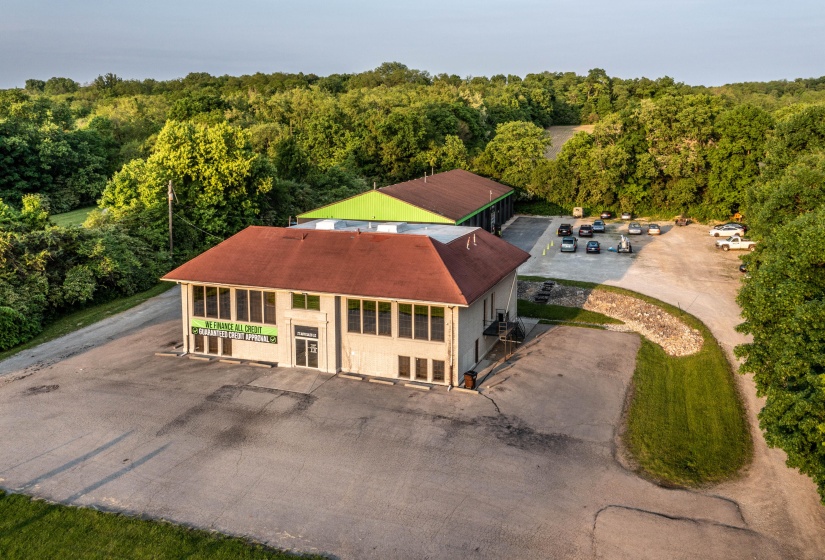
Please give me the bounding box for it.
[586,240,600,254]
[557,223,572,236]
[600,211,612,219]
[578,224,593,237]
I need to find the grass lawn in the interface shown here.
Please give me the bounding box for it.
[518,276,751,486]
[0,490,320,560]
[0,283,174,362]
[517,299,623,326]
[49,206,96,227]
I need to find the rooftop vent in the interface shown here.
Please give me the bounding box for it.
[316,219,344,230]
[376,222,408,233]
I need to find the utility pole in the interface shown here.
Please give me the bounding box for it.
[168,180,174,257]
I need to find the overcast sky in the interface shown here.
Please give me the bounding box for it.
[2,0,823,89]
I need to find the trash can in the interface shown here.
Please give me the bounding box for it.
[464,370,477,390]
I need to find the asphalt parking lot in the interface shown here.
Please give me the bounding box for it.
[1,217,823,559]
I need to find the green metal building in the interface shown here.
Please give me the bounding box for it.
[297,169,514,233]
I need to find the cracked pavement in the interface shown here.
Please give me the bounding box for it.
[0,219,823,558]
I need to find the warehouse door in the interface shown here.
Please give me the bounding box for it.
[294,325,319,368]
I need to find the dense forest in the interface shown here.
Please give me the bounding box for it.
[2,63,825,499]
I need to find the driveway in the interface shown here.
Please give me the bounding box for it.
[1,217,823,559]
[508,215,825,557]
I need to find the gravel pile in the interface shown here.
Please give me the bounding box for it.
[519,281,703,356]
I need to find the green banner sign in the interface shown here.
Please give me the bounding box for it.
[191,318,278,344]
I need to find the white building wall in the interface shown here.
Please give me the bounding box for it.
[456,271,519,375]
[176,273,519,385]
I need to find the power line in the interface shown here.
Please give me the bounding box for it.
[172,212,224,241]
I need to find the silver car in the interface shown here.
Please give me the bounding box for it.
[628,222,643,235]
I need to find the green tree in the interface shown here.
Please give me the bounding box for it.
[474,121,551,189]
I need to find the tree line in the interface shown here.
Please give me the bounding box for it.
[2,66,825,503]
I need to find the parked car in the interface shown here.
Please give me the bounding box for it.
[578,224,593,237]
[621,212,632,220]
[600,211,612,219]
[557,223,572,236]
[647,223,661,235]
[586,240,600,254]
[628,222,643,235]
[715,222,748,233]
[675,215,690,226]
[709,224,745,237]
[592,219,606,233]
[560,236,578,252]
[739,263,748,273]
[716,235,757,251]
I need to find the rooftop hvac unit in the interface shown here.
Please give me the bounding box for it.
[376,222,408,233]
[315,219,344,230]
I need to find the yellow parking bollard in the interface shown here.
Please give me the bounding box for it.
[550,241,554,247]
[542,249,546,256]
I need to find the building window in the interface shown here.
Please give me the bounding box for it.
[398,303,446,342]
[205,286,218,318]
[194,334,204,352]
[490,293,495,320]
[193,285,205,317]
[347,299,361,333]
[362,301,377,334]
[398,356,410,379]
[378,302,392,336]
[249,291,263,323]
[414,305,429,340]
[219,288,231,320]
[264,292,276,324]
[432,360,445,382]
[236,289,249,321]
[193,285,231,319]
[349,299,390,336]
[236,288,276,324]
[223,337,232,357]
[430,307,445,342]
[293,293,321,310]
[415,358,428,381]
[398,304,413,338]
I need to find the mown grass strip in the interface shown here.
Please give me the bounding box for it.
[518,275,751,486]
[0,283,174,362]
[517,300,622,325]
[49,206,96,227]
[0,490,320,560]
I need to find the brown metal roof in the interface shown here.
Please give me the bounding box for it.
[162,226,529,306]
[379,169,513,222]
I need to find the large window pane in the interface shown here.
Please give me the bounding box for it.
[432,360,445,382]
[236,289,249,321]
[264,292,276,324]
[307,294,321,310]
[378,302,392,336]
[414,305,429,340]
[194,334,204,352]
[292,292,305,309]
[193,285,205,317]
[219,288,231,319]
[222,337,232,357]
[250,290,263,323]
[398,356,410,379]
[415,358,428,381]
[362,301,377,334]
[430,306,445,342]
[207,336,219,354]
[206,286,218,318]
[398,304,412,338]
[347,299,361,333]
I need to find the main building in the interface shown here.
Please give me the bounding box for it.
[162,221,529,386]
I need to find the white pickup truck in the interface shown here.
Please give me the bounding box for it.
[716,235,757,251]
